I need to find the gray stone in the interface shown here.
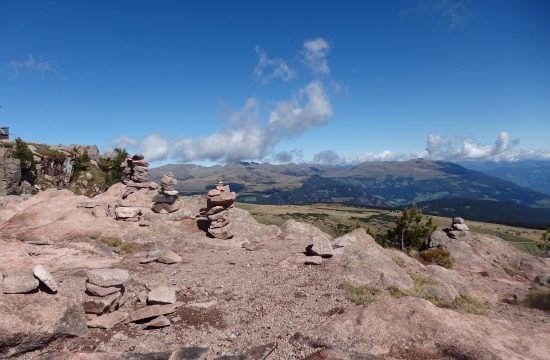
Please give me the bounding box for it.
[452,223,470,232]
[87,268,129,287]
[169,347,209,360]
[33,264,58,293]
[157,250,182,264]
[143,315,171,329]
[85,281,123,297]
[77,201,100,208]
[164,190,179,196]
[148,285,177,305]
[306,237,334,258]
[126,302,182,323]
[86,311,128,329]
[152,199,182,213]
[452,217,465,224]
[304,256,323,265]
[114,206,142,219]
[0,295,87,357]
[3,273,39,294]
[0,158,21,196]
[82,292,122,314]
[448,230,468,239]
[152,193,178,203]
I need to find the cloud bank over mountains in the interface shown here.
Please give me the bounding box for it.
[112,38,548,166]
[310,132,550,165]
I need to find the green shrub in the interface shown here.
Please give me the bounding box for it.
[386,205,437,251]
[418,248,453,269]
[15,138,37,183]
[102,148,128,188]
[338,282,382,305]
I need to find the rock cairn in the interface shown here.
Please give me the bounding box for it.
[152,172,182,214]
[200,180,237,239]
[108,154,158,223]
[121,154,149,186]
[448,217,470,239]
[83,268,129,317]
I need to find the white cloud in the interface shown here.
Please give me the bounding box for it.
[302,38,330,75]
[419,131,550,162]
[173,80,333,163]
[312,150,341,165]
[346,150,404,163]
[311,132,550,165]
[112,136,137,149]
[423,132,522,161]
[140,134,169,162]
[8,54,51,77]
[254,46,296,84]
[418,0,472,29]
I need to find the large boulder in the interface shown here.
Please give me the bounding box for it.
[307,296,550,360]
[331,228,414,291]
[0,294,88,357]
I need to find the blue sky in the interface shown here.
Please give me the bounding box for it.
[1,0,549,165]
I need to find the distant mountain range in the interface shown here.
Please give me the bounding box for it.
[150,159,550,228]
[459,160,550,195]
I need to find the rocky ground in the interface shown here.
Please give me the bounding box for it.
[1,184,549,359]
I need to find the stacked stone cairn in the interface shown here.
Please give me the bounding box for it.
[111,154,156,222]
[200,179,237,239]
[151,172,182,214]
[448,217,470,239]
[83,268,129,322]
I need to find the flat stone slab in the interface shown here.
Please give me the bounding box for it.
[23,239,52,245]
[115,206,142,219]
[33,264,58,293]
[82,292,122,314]
[87,268,129,287]
[157,250,182,264]
[143,315,171,329]
[85,281,123,297]
[126,302,182,323]
[304,256,323,265]
[3,273,39,294]
[77,201,100,208]
[148,286,177,305]
[87,311,128,329]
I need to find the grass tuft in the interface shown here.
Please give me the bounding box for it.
[418,248,453,269]
[338,282,382,305]
[100,236,140,254]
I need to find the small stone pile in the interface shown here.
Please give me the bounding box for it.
[152,172,182,214]
[110,154,157,223]
[121,154,150,186]
[83,268,129,317]
[448,217,470,239]
[200,180,237,239]
[2,264,58,294]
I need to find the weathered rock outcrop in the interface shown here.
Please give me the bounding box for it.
[307,296,550,360]
[0,294,88,357]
